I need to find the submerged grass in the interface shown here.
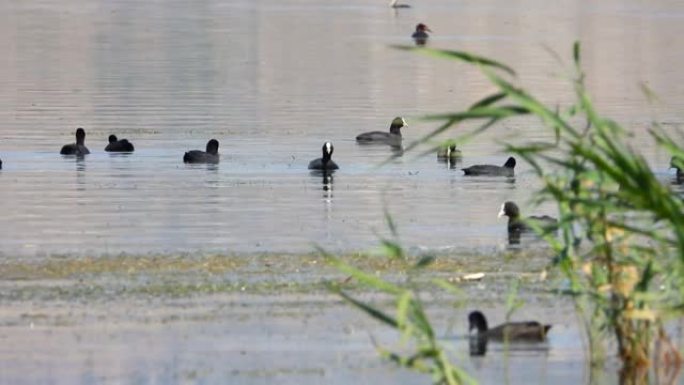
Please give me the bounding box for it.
[0,251,551,302]
[0,254,245,280]
[0,250,552,281]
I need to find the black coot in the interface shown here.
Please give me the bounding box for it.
[184,139,219,164]
[60,128,90,156]
[468,310,552,341]
[462,157,515,177]
[308,142,339,171]
[105,135,135,152]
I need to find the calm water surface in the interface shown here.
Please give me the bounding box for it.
[2,0,684,258]
[2,1,684,384]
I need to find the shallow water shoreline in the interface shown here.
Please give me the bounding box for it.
[0,251,590,385]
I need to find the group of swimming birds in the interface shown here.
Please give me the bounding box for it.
[8,0,684,350]
[0,7,570,343]
[1,117,557,243]
[0,10,546,346]
[0,120,554,345]
[0,117,554,345]
[46,117,557,248]
[12,4,684,349]
[329,116,552,344]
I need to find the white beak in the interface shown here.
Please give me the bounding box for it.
[497,204,505,219]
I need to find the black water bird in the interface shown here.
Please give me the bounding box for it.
[183,139,220,164]
[356,117,406,145]
[468,310,551,341]
[105,135,135,152]
[671,156,683,183]
[308,142,339,171]
[412,23,431,45]
[462,157,515,177]
[497,201,558,234]
[390,0,411,8]
[60,128,90,156]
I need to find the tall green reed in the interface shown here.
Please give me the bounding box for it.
[324,249,476,385]
[320,209,476,385]
[325,42,683,384]
[398,41,684,371]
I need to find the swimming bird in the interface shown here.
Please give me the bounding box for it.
[468,310,551,341]
[498,201,558,234]
[356,117,406,145]
[0,157,2,170]
[183,139,219,164]
[308,142,339,171]
[390,0,411,8]
[412,23,431,45]
[437,144,462,161]
[60,128,90,156]
[462,157,515,176]
[670,156,683,182]
[105,135,135,152]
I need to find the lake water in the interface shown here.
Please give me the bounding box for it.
[0,294,592,385]
[3,0,684,259]
[3,1,684,384]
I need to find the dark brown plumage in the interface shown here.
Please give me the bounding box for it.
[468,311,551,341]
[60,128,90,156]
[498,201,558,233]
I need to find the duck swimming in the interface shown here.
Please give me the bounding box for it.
[412,23,431,45]
[105,135,135,152]
[390,0,410,8]
[308,142,339,171]
[183,139,219,164]
[498,201,558,234]
[60,128,90,156]
[356,117,406,145]
[462,157,515,177]
[437,144,462,161]
[671,156,683,183]
[468,310,551,341]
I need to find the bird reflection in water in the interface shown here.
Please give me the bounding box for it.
[75,156,87,172]
[320,171,334,202]
[74,156,87,192]
[469,336,488,356]
[438,156,461,170]
[309,170,335,197]
[508,229,522,246]
[311,170,335,225]
[390,144,404,157]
